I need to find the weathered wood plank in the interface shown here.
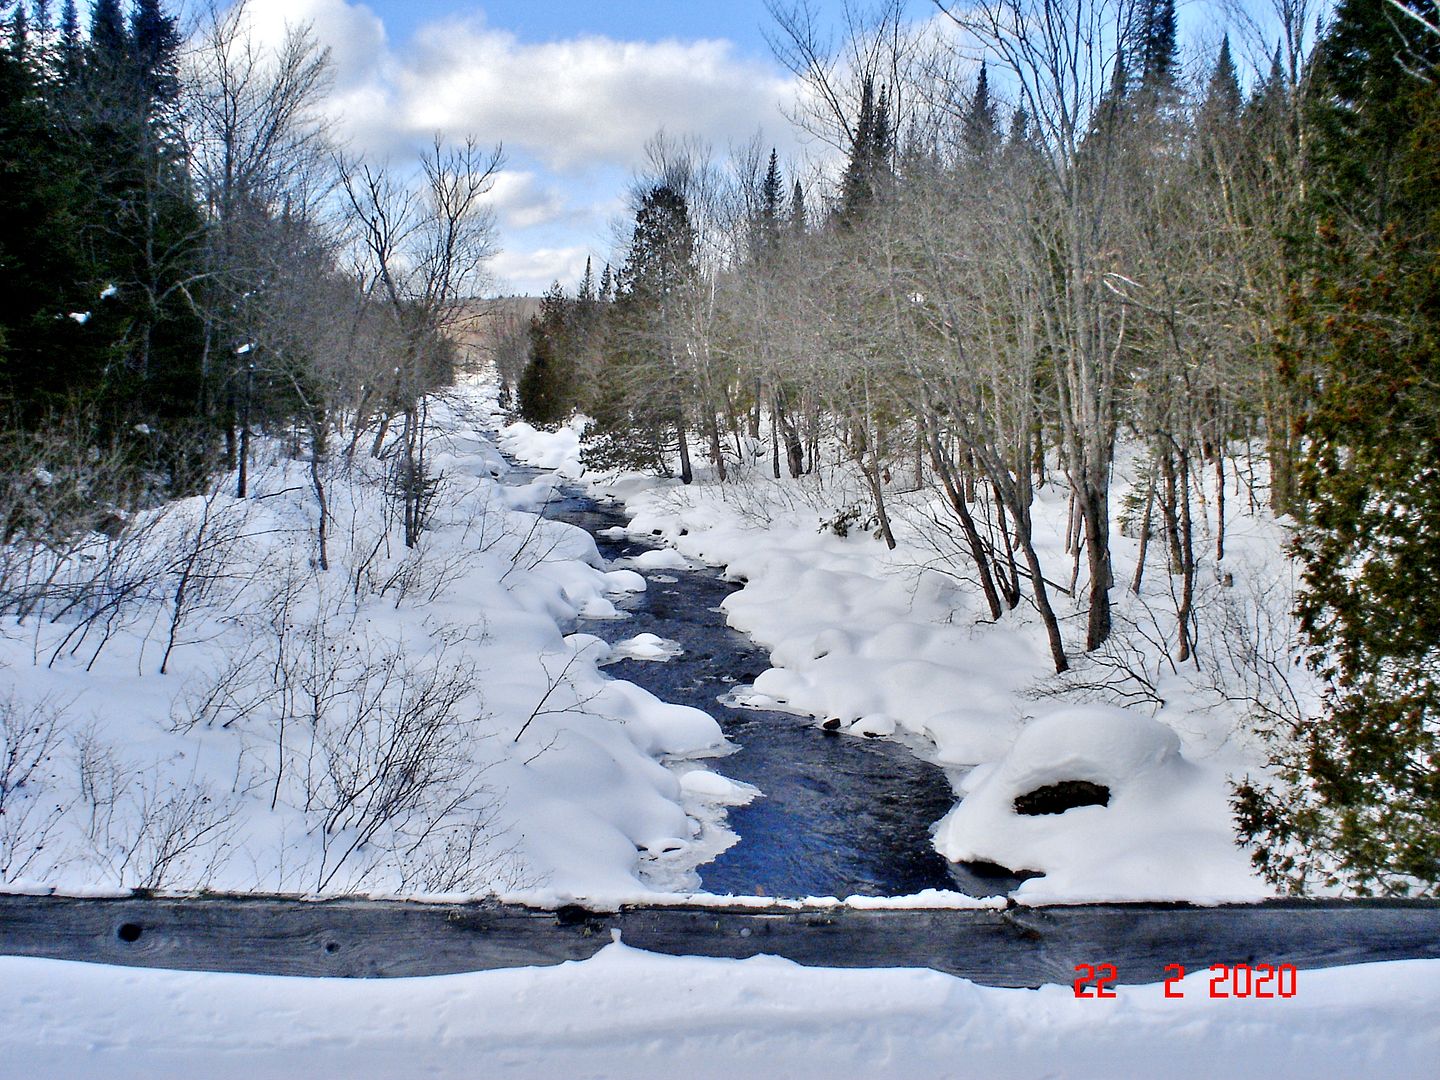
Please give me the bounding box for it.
[2,895,1438,988]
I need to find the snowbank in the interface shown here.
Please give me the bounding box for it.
[3,947,1436,1079]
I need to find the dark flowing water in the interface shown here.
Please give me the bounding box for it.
[520,473,1028,899]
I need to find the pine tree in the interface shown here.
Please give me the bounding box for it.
[1235,0,1440,896]
[129,0,181,107]
[0,4,98,418]
[87,0,126,70]
[1202,35,1242,125]
[840,76,875,212]
[587,184,697,478]
[578,257,596,304]
[9,3,29,55]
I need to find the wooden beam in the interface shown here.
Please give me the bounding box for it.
[2,894,1438,988]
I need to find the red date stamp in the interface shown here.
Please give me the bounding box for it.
[1072,962,1298,999]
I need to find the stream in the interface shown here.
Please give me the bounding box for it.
[520,470,1031,900]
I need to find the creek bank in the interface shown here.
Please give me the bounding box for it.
[511,468,1031,899]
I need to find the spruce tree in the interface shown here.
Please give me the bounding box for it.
[1202,35,1242,125]
[839,76,879,220]
[586,184,696,477]
[517,281,575,426]
[1137,0,1177,93]
[1235,0,1440,896]
[578,257,596,304]
[757,148,783,258]
[789,178,806,236]
[962,63,999,159]
[0,5,97,418]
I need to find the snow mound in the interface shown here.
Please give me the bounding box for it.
[605,633,684,664]
[935,706,1264,903]
[499,416,586,478]
[620,548,689,571]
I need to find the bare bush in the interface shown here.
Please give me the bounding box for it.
[0,691,68,882]
[305,634,488,891]
[74,733,241,891]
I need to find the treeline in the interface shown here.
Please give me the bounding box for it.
[514,0,1440,895]
[0,0,499,555]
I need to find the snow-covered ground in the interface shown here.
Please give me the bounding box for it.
[0,383,748,902]
[3,382,1430,1077]
[5,945,1439,1079]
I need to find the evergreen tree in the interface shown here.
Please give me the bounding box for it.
[9,3,28,54]
[789,178,806,236]
[962,63,999,159]
[599,262,614,304]
[1235,0,1440,895]
[57,0,78,82]
[1137,0,1178,93]
[577,256,596,304]
[517,283,575,427]
[129,0,181,107]
[87,0,126,69]
[839,76,892,220]
[1202,35,1242,126]
[0,6,97,418]
[587,184,696,477]
[757,147,783,258]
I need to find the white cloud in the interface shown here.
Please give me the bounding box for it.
[223,2,818,295]
[234,3,807,170]
[235,0,389,89]
[488,246,595,296]
[393,22,804,172]
[487,171,573,231]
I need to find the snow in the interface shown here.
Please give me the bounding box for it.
[499,415,588,478]
[605,632,685,663]
[678,767,757,803]
[0,380,744,901]
[5,375,1420,1074]
[497,414,1281,905]
[934,707,1260,902]
[3,947,1438,1079]
[67,311,90,323]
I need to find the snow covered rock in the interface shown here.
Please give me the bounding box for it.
[935,706,1264,903]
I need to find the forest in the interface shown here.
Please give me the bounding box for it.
[509,0,1440,896]
[0,0,1437,901]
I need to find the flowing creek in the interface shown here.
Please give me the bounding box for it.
[510,466,1029,899]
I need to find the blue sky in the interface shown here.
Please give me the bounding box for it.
[368,1,792,59]
[227,1,1265,296]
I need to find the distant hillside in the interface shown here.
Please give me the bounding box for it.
[449,296,540,382]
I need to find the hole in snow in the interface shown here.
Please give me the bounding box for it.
[116,923,143,944]
[324,941,340,954]
[1013,780,1111,816]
